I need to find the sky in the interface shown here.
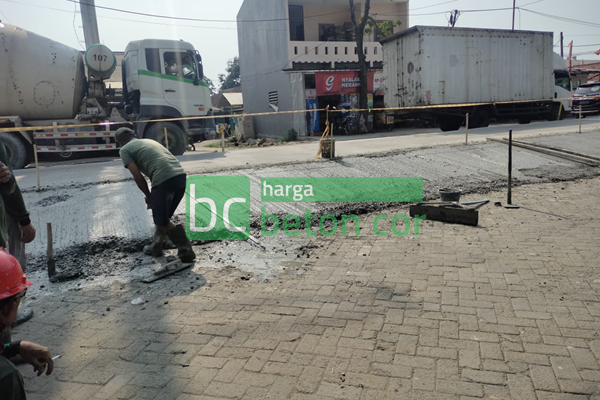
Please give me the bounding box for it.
[0,0,599,87]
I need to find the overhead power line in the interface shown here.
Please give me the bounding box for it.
[0,0,236,30]
[0,9,10,23]
[61,0,505,25]
[520,8,600,28]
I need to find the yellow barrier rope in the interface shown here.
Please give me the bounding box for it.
[0,96,575,134]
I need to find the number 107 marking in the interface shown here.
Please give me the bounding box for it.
[92,54,108,62]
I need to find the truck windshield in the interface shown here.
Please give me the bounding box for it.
[575,85,600,95]
[164,51,197,80]
[554,70,571,91]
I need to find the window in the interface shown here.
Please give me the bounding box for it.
[268,91,279,107]
[575,84,600,95]
[145,49,161,73]
[374,47,377,55]
[164,51,197,80]
[335,47,338,55]
[289,5,305,41]
[554,70,570,91]
[319,24,335,42]
[294,46,298,55]
[305,74,316,90]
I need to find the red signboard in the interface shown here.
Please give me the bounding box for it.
[315,71,375,96]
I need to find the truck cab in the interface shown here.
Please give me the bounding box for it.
[122,39,215,155]
[553,53,573,115]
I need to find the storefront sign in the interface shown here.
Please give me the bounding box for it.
[316,71,375,96]
[305,88,317,100]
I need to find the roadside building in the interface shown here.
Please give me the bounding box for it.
[237,0,409,138]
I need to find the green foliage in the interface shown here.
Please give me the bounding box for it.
[204,77,217,96]
[283,129,298,142]
[218,57,241,91]
[364,19,402,38]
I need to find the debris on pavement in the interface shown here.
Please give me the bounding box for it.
[130,297,144,305]
[410,202,479,226]
[142,259,195,284]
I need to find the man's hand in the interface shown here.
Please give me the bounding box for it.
[19,341,54,376]
[145,196,151,210]
[21,223,36,243]
[0,162,12,183]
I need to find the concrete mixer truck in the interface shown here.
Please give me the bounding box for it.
[0,23,215,169]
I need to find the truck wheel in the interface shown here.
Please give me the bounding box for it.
[471,109,490,128]
[439,118,462,132]
[0,133,30,170]
[145,122,187,156]
[547,104,564,121]
[518,118,531,124]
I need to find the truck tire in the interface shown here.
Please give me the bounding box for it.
[145,122,187,156]
[471,109,490,128]
[547,104,564,121]
[439,118,462,132]
[0,133,30,170]
[518,118,531,124]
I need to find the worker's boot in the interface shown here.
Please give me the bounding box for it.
[143,228,167,257]
[166,224,196,263]
[11,308,33,328]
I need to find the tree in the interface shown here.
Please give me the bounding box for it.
[218,56,241,91]
[205,77,217,96]
[348,0,401,131]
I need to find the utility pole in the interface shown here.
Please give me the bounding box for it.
[512,0,516,30]
[560,32,564,58]
[80,0,100,49]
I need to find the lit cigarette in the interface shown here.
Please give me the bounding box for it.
[52,355,61,360]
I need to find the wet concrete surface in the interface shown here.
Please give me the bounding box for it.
[522,131,600,158]
[16,130,600,294]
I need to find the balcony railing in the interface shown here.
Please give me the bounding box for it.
[289,41,383,68]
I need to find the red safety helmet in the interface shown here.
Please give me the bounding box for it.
[0,250,31,301]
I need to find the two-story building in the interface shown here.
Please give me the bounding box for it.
[237,0,409,138]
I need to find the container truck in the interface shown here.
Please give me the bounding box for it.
[380,26,572,132]
[0,23,215,169]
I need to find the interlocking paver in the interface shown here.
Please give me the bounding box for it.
[13,178,600,399]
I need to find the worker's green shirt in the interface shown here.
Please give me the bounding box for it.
[119,139,185,187]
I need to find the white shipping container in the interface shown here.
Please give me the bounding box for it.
[381,26,555,108]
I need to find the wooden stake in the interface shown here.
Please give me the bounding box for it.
[465,113,469,145]
[164,127,169,150]
[579,105,582,133]
[557,102,563,121]
[221,124,225,153]
[47,223,55,277]
[508,130,513,205]
[33,142,40,192]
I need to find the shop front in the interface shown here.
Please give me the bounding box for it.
[313,71,375,135]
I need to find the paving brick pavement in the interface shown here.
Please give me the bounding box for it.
[11,177,600,399]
